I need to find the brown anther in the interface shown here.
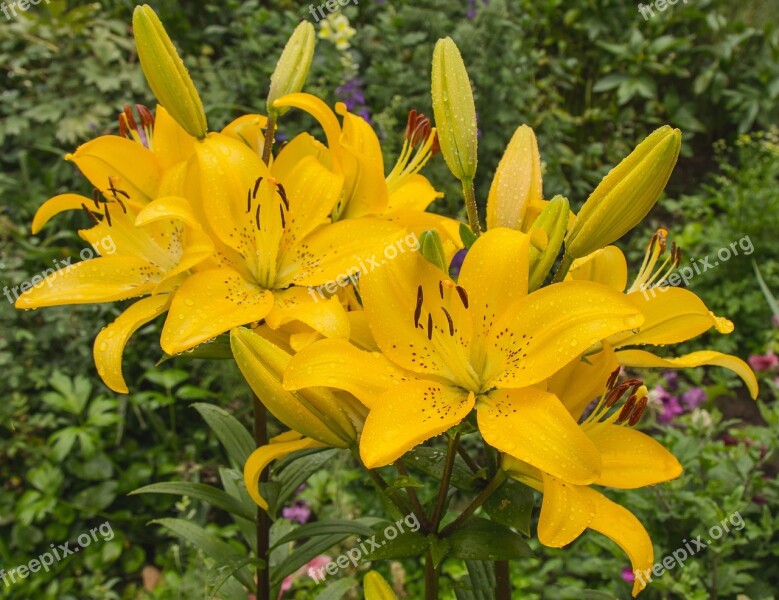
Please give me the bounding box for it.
[414,285,423,328]
[276,183,289,211]
[438,280,444,299]
[430,132,440,156]
[405,109,418,141]
[103,204,112,226]
[136,104,155,129]
[441,306,454,336]
[246,190,252,213]
[255,204,261,230]
[279,204,286,228]
[427,313,433,340]
[628,397,648,426]
[118,115,128,138]
[253,176,263,200]
[455,285,469,309]
[605,382,629,408]
[606,367,621,391]
[122,104,138,131]
[81,203,100,224]
[617,394,637,423]
[92,188,101,209]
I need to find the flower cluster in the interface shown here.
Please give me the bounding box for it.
[16,9,759,598]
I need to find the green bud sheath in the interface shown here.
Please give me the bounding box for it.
[419,230,447,271]
[529,196,570,291]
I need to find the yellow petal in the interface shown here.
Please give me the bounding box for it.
[485,281,643,388]
[66,135,161,208]
[584,488,654,597]
[272,132,330,179]
[364,570,398,600]
[458,227,531,374]
[537,473,595,547]
[360,381,474,468]
[280,218,402,288]
[382,210,462,246]
[616,349,758,399]
[386,174,443,213]
[220,113,267,156]
[609,287,734,347]
[231,328,354,447]
[31,194,94,234]
[14,256,160,308]
[586,424,682,488]
[264,287,349,339]
[549,345,620,421]
[486,125,543,231]
[568,245,628,292]
[153,104,197,168]
[160,268,273,354]
[477,388,601,484]
[94,294,172,393]
[284,338,410,409]
[244,436,326,509]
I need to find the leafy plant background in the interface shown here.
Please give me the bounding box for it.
[2,0,778,598]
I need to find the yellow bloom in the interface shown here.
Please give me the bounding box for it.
[566,231,758,398]
[504,373,682,597]
[285,227,644,477]
[159,129,402,354]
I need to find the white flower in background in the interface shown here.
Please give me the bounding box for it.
[318,12,356,51]
[690,408,713,429]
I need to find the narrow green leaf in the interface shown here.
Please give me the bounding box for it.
[313,577,358,600]
[271,519,376,549]
[131,481,255,521]
[271,533,354,586]
[193,403,255,466]
[447,518,533,561]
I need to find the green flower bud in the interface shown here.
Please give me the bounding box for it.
[133,5,207,139]
[528,196,570,291]
[267,22,316,117]
[431,37,478,182]
[565,126,682,259]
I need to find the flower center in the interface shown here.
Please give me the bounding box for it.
[582,368,650,431]
[118,104,155,150]
[627,228,682,294]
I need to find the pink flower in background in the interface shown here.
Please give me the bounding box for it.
[278,555,332,598]
[748,351,778,372]
[652,385,683,424]
[621,567,635,584]
[283,500,312,525]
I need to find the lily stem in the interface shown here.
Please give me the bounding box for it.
[252,393,270,600]
[495,560,511,599]
[456,444,481,475]
[551,253,575,283]
[461,178,482,236]
[431,432,460,531]
[395,459,431,533]
[261,113,277,165]
[440,469,507,537]
[362,461,414,516]
[424,550,440,600]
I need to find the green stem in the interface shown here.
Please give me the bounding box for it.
[424,550,440,600]
[495,560,511,599]
[395,459,431,533]
[362,460,414,516]
[462,178,482,236]
[252,394,270,600]
[431,433,460,531]
[440,470,507,537]
[456,444,480,474]
[261,113,277,165]
[551,253,575,283]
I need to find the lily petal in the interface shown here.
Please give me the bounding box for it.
[244,435,326,509]
[387,174,443,213]
[486,281,643,388]
[94,294,172,393]
[477,388,601,484]
[154,104,197,168]
[284,338,410,408]
[549,345,621,421]
[568,245,628,292]
[616,349,758,399]
[537,473,595,547]
[161,268,273,354]
[360,381,474,468]
[264,287,349,339]
[32,194,97,234]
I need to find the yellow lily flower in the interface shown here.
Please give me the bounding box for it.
[15,105,209,393]
[284,227,644,479]
[566,231,758,398]
[158,129,403,354]
[271,93,460,243]
[504,372,683,597]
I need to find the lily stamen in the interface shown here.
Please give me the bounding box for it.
[627,228,683,294]
[386,109,439,194]
[118,104,155,149]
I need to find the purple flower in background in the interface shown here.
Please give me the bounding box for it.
[681,387,707,410]
[467,0,490,19]
[336,77,372,125]
[653,385,683,424]
[282,500,311,525]
[449,248,468,279]
[621,567,635,584]
[663,370,679,391]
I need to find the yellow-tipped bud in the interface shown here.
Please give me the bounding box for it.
[364,571,398,600]
[487,124,543,231]
[230,327,357,448]
[431,37,478,182]
[267,21,316,117]
[565,126,682,259]
[132,5,207,139]
[528,196,569,291]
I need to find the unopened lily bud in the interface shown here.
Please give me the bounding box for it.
[364,571,398,600]
[230,327,357,448]
[419,229,447,271]
[267,21,316,117]
[529,196,569,291]
[565,126,682,258]
[133,5,207,139]
[431,37,478,182]
[487,125,543,231]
